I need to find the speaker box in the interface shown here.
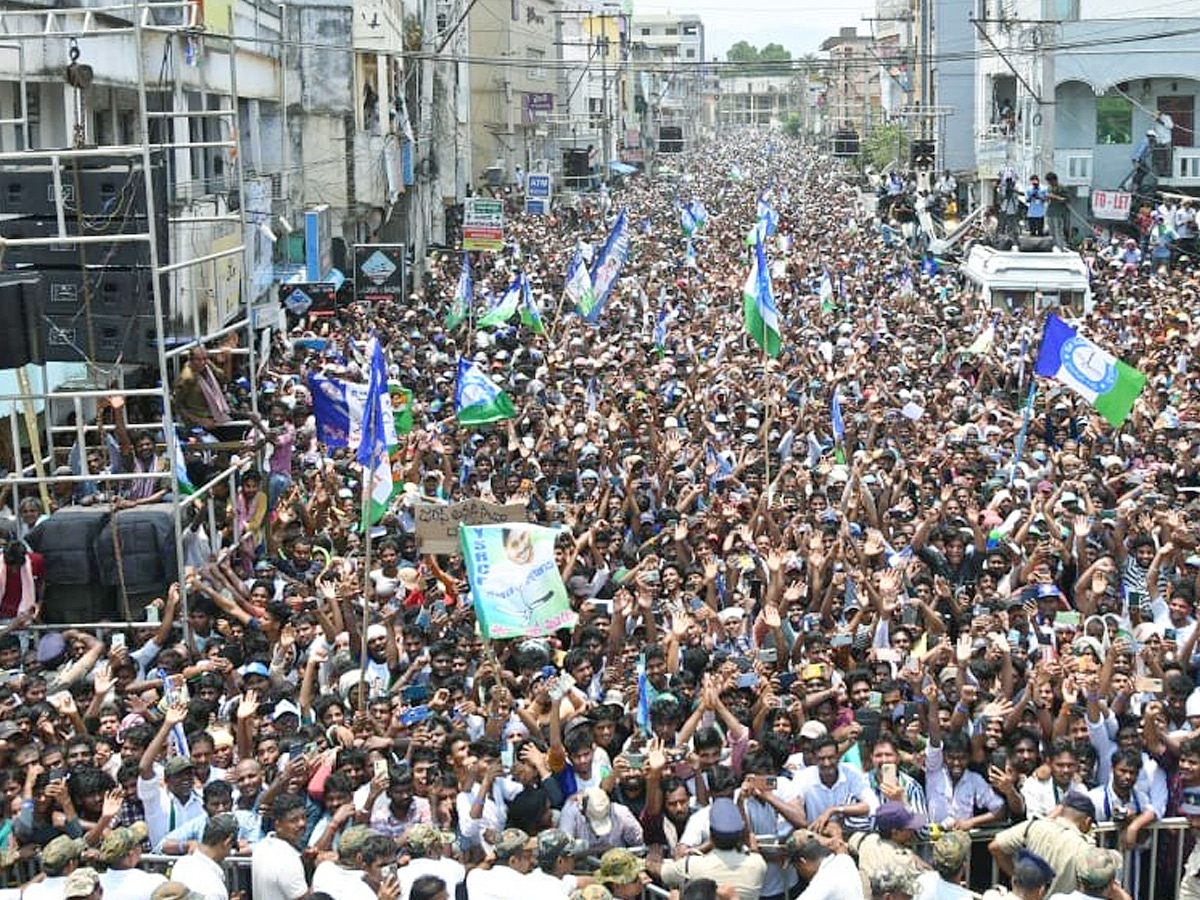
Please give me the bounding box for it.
[42,582,118,623]
[44,313,160,364]
[0,161,154,218]
[42,267,155,317]
[562,149,590,179]
[1018,235,1055,252]
[0,273,45,369]
[0,214,165,268]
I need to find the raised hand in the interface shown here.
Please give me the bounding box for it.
[102,787,124,819]
[237,689,259,721]
[164,700,189,727]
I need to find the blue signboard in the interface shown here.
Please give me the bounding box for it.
[527,173,552,199]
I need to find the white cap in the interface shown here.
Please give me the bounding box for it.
[799,720,828,740]
[1187,690,1200,718]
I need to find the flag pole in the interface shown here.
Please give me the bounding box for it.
[358,455,374,684]
[1009,381,1038,486]
[762,249,772,509]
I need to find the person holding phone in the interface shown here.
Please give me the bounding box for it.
[738,749,807,900]
[842,737,927,835]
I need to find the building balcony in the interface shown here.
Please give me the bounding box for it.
[1163,147,1200,187]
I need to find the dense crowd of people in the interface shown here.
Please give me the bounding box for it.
[4,129,1200,900]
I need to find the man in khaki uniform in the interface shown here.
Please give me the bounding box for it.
[849,802,928,899]
[988,794,1096,898]
[650,798,767,900]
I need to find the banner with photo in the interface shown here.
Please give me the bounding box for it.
[459,523,577,639]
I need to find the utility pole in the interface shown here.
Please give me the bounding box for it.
[919,0,931,141]
[1036,22,1055,178]
[600,32,610,183]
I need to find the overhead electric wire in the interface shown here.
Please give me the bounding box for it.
[85,16,1200,76]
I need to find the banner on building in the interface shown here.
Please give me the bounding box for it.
[414,499,529,554]
[521,92,554,124]
[463,198,505,251]
[353,244,406,303]
[460,522,577,639]
[1091,190,1132,221]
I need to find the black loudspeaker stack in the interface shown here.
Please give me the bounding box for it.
[0,153,169,370]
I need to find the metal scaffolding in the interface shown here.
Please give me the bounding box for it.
[0,0,258,635]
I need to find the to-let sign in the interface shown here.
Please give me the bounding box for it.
[1091,190,1131,221]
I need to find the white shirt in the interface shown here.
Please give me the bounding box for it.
[22,876,66,900]
[136,775,206,847]
[312,861,378,900]
[1020,775,1082,820]
[796,853,865,900]
[252,834,309,900]
[169,851,230,900]
[924,743,1005,825]
[466,866,550,900]
[794,764,880,823]
[915,872,973,900]
[398,857,467,900]
[524,869,578,900]
[679,804,712,848]
[740,777,803,897]
[101,867,169,900]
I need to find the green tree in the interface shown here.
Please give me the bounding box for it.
[861,123,909,170]
[757,43,792,74]
[726,41,759,66]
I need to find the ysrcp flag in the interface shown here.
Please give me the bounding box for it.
[586,207,630,324]
[564,246,596,320]
[1035,314,1146,427]
[309,373,398,450]
[460,523,578,639]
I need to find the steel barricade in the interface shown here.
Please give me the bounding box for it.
[954,817,1190,896]
[635,818,1192,900]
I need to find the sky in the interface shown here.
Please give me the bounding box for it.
[632,0,878,61]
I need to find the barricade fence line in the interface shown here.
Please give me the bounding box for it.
[0,820,1189,895]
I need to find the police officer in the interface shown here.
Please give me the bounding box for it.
[649,798,767,900]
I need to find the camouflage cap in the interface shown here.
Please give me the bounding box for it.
[62,867,101,900]
[570,886,614,900]
[163,756,195,777]
[594,848,645,885]
[493,828,536,859]
[337,825,377,859]
[406,824,453,855]
[99,822,148,863]
[931,831,971,874]
[784,829,826,862]
[150,883,205,900]
[869,865,918,898]
[1075,847,1121,891]
[42,835,86,872]
[536,829,588,865]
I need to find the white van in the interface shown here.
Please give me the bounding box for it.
[960,244,1092,314]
